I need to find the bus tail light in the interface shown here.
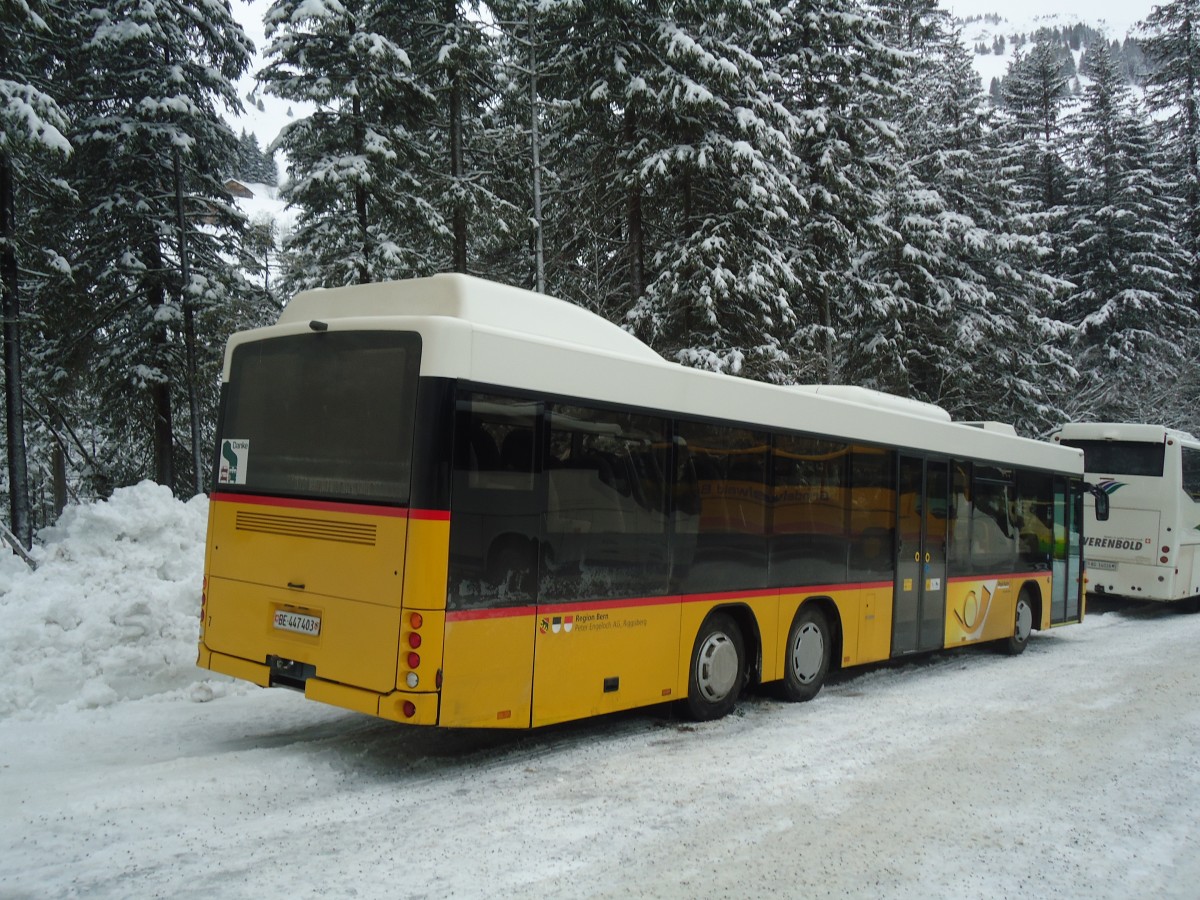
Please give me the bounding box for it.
[410,612,424,629]
[408,651,421,669]
[408,632,422,649]
[402,701,416,718]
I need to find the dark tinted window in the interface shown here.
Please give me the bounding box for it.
[848,446,895,577]
[218,331,420,504]
[1061,439,1166,477]
[674,421,770,593]
[540,405,670,602]
[1183,448,1200,501]
[771,436,849,585]
[948,463,971,570]
[448,394,543,609]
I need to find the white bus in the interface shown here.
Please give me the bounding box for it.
[1052,422,1200,604]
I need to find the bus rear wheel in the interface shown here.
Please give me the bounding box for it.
[1003,588,1034,655]
[775,605,830,702]
[685,612,745,721]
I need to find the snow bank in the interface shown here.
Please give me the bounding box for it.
[0,482,210,719]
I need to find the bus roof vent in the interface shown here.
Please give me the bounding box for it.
[961,421,1019,436]
[787,385,952,422]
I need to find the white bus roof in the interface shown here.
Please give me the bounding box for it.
[227,274,1083,474]
[275,273,663,364]
[1053,422,1200,446]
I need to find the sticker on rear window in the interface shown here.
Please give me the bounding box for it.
[219,439,250,485]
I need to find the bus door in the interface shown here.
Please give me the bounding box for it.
[440,393,542,728]
[1050,477,1083,623]
[894,456,949,655]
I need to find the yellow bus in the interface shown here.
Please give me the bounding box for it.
[198,274,1091,728]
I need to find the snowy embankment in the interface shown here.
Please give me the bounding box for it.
[0,482,211,718]
[1,486,1199,898]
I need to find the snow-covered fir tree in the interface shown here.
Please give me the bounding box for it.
[46,0,252,495]
[855,9,1071,433]
[1,0,75,544]
[261,0,442,288]
[1061,39,1195,420]
[621,0,807,380]
[1141,0,1200,290]
[776,0,898,384]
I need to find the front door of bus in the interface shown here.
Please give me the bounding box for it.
[894,456,948,655]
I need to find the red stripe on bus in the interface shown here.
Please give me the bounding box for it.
[209,492,448,520]
[407,508,451,521]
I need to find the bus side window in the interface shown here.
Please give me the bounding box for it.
[1016,470,1053,569]
[770,436,850,586]
[447,393,543,609]
[1183,447,1200,502]
[673,421,770,593]
[847,446,895,578]
[969,467,1017,574]
[948,462,971,570]
[540,404,670,603]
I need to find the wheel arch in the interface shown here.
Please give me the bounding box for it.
[1019,579,1044,631]
[795,595,844,673]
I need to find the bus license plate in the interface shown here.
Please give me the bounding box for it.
[1087,560,1118,571]
[273,609,321,636]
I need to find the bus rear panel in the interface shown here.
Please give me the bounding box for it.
[1055,423,1200,603]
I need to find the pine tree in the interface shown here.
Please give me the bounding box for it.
[1003,41,1074,213]
[529,0,665,315]
[49,0,252,494]
[261,0,442,289]
[1061,40,1194,419]
[1141,0,1200,290]
[852,9,1070,431]
[777,0,899,384]
[623,0,808,380]
[423,1,510,274]
[1,0,73,546]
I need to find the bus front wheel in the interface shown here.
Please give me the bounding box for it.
[685,612,745,721]
[775,605,830,702]
[1002,588,1034,655]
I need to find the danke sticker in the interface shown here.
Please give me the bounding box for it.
[218,439,250,485]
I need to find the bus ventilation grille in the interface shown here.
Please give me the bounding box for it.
[235,511,377,546]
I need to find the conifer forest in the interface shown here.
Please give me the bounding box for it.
[3,0,1200,548]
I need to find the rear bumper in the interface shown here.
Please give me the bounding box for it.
[198,644,439,724]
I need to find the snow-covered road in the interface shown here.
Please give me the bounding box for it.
[1,485,1197,898]
[3,601,1198,899]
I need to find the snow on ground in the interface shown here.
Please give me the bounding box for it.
[2,484,1199,898]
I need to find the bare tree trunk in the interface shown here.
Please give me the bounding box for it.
[528,2,545,293]
[353,90,370,285]
[146,239,175,491]
[445,0,468,273]
[624,104,645,303]
[1,150,32,547]
[174,149,204,496]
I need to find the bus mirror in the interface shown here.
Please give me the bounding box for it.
[1087,484,1110,521]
